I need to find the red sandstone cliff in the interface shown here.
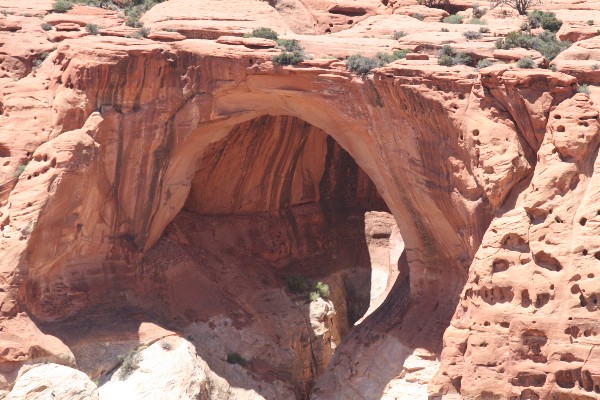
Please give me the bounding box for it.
[0,0,598,399]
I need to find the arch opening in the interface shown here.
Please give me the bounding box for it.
[134,115,404,397]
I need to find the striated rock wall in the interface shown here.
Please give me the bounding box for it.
[0,1,599,398]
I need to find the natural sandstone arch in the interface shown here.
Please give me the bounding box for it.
[0,37,576,397]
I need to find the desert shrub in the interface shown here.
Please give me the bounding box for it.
[41,22,53,31]
[592,64,599,70]
[247,27,278,40]
[578,84,590,95]
[272,50,304,65]
[346,54,382,74]
[160,341,172,351]
[440,27,449,32]
[412,13,425,21]
[438,44,471,66]
[133,26,150,38]
[476,59,493,68]
[308,282,330,302]
[284,274,311,293]
[496,30,570,60]
[463,30,482,40]
[86,23,100,35]
[314,282,330,299]
[438,54,454,66]
[587,20,594,26]
[467,18,486,25]
[52,0,73,13]
[472,3,487,18]
[391,30,406,40]
[118,350,141,380]
[226,352,247,366]
[443,14,464,24]
[528,10,562,32]
[376,49,410,63]
[479,26,490,33]
[13,163,27,178]
[516,56,536,68]
[276,39,302,52]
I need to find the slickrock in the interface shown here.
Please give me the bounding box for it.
[0,0,599,399]
[6,364,99,400]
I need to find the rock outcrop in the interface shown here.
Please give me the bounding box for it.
[0,0,598,399]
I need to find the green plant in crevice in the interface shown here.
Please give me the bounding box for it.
[578,84,590,95]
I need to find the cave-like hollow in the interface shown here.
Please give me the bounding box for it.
[134,115,403,397]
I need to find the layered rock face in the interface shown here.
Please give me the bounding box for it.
[0,0,599,399]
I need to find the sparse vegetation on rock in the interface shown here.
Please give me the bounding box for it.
[438,44,471,66]
[495,30,570,60]
[392,31,406,40]
[578,83,590,95]
[528,10,562,32]
[443,14,464,24]
[472,3,487,18]
[476,59,494,69]
[464,30,482,40]
[118,350,142,380]
[516,56,536,68]
[52,0,73,13]
[86,23,100,35]
[272,50,305,65]
[246,27,278,40]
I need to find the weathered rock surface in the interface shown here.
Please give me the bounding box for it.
[0,0,598,399]
[6,364,99,400]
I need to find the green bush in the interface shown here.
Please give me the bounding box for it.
[437,45,471,66]
[52,0,73,13]
[376,49,410,63]
[587,20,594,26]
[438,54,454,66]
[463,30,481,40]
[496,30,570,61]
[440,27,449,32]
[528,10,562,32]
[346,54,382,74]
[284,274,311,293]
[578,84,590,95]
[272,50,304,65]
[247,27,278,40]
[226,352,247,366]
[118,350,141,380]
[276,39,302,52]
[479,26,490,33]
[13,163,27,178]
[412,13,425,21]
[392,31,406,40]
[308,282,330,302]
[467,18,486,25]
[314,282,330,299]
[86,23,100,35]
[516,56,536,68]
[41,22,53,31]
[443,14,464,24]
[134,26,150,38]
[476,59,493,69]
